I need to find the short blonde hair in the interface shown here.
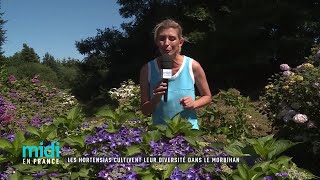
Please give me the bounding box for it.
[153,19,183,42]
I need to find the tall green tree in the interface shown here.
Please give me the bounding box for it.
[42,52,59,71]
[75,0,320,101]
[0,0,7,61]
[20,43,40,63]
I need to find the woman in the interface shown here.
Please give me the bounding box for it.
[139,19,212,129]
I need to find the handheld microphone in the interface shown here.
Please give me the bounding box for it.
[161,54,173,102]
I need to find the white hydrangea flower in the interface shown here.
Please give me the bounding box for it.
[313,82,320,88]
[292,114,308,124]
[280,64,291,71]
[108,79,140,103]
[296,64,303,69]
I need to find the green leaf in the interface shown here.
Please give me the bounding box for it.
[274,156,292,166]
[0,154,7,163]
[19,176,33,180]
[178,163,194,172]
[13,132,25,150]
[78,168,90,177]
[155,124,167,131]
[63,136,85,148]
[143,130,162,143]
[0,138,13,150]
[126,145,141,156]
[162,164,176,179]
[267,140,298,160]
[219,127,230,134]
[141,174,156,180]
[257,135,274,146]
[23,139,39,146]
[252,161,271,172]
[133,167,154,179]
[46,130,57,141]
[71,172,79,180]
[251,173,264,180]
[41,125,57,139]
[119,112,136,122]
[105,121,118,133]
[224,145,250,157]
[53,117,66,126]
[183,136,197,147]
[183,129,203,137]
[238,164,248,180]
[96,107,115,119]
[67,106,81,120]
[165,128,174,138]
[9,171,22,180]
[231,174,243,180]
[26,126,41,137]
[269,163,280,173]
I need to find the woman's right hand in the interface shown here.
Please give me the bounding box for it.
[151,82,167,104]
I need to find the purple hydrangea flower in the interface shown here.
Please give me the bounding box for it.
[276,172,288,177]
[49,172,60,177]
[170,167,183,180]
[264,176,274,180]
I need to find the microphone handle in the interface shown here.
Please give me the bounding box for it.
[163,79,168,102]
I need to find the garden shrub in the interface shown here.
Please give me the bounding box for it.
[260,58,320,153]
[6,62,59,85]
[198,89,272,142]
[260,45,320,175]
[108,79,151,126]
[0,66,78,133]
[108,79,141,113]
[224,135,315,180]
[0,106,314,179]
[0,77,316,179]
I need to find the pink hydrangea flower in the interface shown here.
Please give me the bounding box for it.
[292,114,308,124]
[280,64,291,71]
[8,75,16,84]
[282,70,292,77]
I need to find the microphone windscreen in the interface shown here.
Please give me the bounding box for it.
[161,54,173,69]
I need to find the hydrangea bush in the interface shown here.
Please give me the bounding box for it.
[108,79,151,127]
[0,106,314,179]
[198,89,272,142]
[0,67,78,133]
[260,46,320,175]
[108,79,140,113]
[261,62,320,153]
[0,66,316,179]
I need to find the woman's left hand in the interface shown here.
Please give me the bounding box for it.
[180,96,195,109]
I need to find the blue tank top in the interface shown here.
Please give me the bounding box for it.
[148,56,199,129]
